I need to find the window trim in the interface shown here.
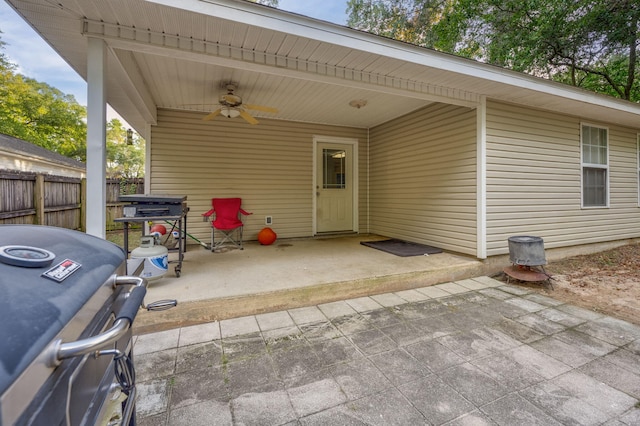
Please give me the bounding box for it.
[580,123,610,208]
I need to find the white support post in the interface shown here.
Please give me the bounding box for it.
[143,123,152,235]
[144,123,151,194]
[476,96,487,259]
[86,38,107,238]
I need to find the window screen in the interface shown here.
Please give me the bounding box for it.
[581,125,608,207]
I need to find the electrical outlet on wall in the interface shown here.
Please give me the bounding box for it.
[265,216,273,225]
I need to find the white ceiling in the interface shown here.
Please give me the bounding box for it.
[133,54,434,127]
[6,0,640,136]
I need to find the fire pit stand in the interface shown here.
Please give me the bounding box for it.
[503,236,553,287]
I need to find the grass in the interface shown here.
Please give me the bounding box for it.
[106,228,143,249]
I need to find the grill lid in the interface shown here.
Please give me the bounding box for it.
[118,194,186,204]
[0,225,125,395]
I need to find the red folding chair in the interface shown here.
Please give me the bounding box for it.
[202,198,252,251]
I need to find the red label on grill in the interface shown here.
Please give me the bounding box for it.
[42,259,82,283]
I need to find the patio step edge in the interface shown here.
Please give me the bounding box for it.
[133,259,501,335]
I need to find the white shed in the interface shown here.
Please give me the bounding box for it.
[0,133,85,178]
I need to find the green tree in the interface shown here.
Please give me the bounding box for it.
[347,0,640,101]
[106,119,145,179]
[347,0,447,47]
[0,35,10,68]
[0,34,87,160]
[251,0,279,6]
[0,33,146,177]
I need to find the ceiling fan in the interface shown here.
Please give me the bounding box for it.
[202,83,278,125]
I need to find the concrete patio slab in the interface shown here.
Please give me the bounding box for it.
[134,278,640,425]
[132,235,501,334]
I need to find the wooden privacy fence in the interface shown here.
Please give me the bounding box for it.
[106,178,144,230]
[0,171,144,231]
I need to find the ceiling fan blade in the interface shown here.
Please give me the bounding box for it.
[243,103,278,113]
[239,110,259,125]
[203,109,222,121]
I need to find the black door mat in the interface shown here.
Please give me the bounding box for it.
[360,238,443,257]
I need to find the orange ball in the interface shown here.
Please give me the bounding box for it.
[150,224,167,235]
[258,227,277,245]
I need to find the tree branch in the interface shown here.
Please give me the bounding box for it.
[552,58,625,98]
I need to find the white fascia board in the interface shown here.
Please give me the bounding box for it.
[0,149,86,173]
[147,0,640,117]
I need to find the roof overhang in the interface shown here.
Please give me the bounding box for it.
[6,0,640,135]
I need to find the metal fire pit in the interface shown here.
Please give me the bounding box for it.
[508,236,546,266]
[504,235,552,285]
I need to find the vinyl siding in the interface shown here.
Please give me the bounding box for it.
[150,109,368,243]
[486,100,640,256]
[368,103,478,256]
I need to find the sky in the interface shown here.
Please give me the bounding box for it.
[0,1,348,110]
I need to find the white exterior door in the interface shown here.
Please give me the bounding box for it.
[315,141,354,233]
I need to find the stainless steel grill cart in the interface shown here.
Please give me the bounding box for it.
[116,194,188,277]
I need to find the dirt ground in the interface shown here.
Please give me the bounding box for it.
[495,243,640,325]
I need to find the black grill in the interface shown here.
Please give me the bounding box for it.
[0,225,173,425]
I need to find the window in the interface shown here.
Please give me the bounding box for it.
[581,124,608,207]
[322,148,346,189]
[637,134,640,206]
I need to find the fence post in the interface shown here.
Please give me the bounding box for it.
[80,178,87,232]
[34,173,45,225]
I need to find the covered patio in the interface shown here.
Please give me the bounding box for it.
[7,0,640,326]
[7,0,640,265]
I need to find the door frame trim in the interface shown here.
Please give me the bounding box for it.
[312,135,359,235]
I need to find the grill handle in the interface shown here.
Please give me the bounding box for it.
[45,285,147,367]
[116,286,147,323]
[147,299,178,310]
[113,275,177,310]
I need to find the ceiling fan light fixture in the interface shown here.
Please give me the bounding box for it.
[220,107,241,118]
[349,99,367,109]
